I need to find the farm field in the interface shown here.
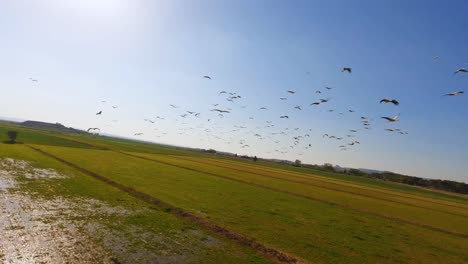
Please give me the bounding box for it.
[1,124,467,263]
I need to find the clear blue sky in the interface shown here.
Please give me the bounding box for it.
[0,0,467,182]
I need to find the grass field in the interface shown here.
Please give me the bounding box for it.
[1,123,467,263]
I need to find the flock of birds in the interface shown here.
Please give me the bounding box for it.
[30,62,465,158]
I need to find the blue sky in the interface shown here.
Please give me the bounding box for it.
[0,0,467,182]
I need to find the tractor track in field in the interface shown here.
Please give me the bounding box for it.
[169,156,468,219]
[115,151,468,239]
[26,145,308,264]
[179,157,468,211]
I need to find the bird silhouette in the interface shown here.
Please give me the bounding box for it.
[211,109,230,113]
[443,91,464,96]
[341,67,352,73]
[96,111,102,115]
[454,68,468,74]
[381,115,400,122]
[203,75,212,80]
[380,99,399,105]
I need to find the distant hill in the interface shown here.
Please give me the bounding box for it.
[21,121,83,134]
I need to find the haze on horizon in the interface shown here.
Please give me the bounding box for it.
[0,0,467,182]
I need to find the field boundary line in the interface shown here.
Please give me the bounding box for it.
[118,151,468,239]
[171,156,468,218]
[181,156,468,210]
[26,145,308,264]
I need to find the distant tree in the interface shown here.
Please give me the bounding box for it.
[253,156,258,162]
[322,163,335,172]
[7,131,18,143]
[294,159,302,167]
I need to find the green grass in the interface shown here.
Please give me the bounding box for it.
[212,156,468,205]
[1,122,467,263]
[0,145,271,264]
[34,145,468,263]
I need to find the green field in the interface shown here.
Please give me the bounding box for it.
[1,123,467,263]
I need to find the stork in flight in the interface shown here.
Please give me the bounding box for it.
[454,68,467,74]
[381,115,400,122]
[380,99,399,105]
[341,67,352,73]
[211,109,230,113]
[443,91,464,96]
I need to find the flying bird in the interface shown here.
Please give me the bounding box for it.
[259,107,268,110]
[169,104,178,108]
[310,102,320,106]
[112,106,118,109]
[203,75,212,80]
[325,87,333,90]
[211,109,230,113]
[287,90,296,94]
[280,98,287,100]
[341,67,352,73]
[96,111,102,115]
[443,91,464,96]
[134,133,144,136]
[280,115,289,119]
[454,68,468,74]
[381,115,400,122]
[294,106,302,110]
[380,99,399,105]
[87,128,100,132]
